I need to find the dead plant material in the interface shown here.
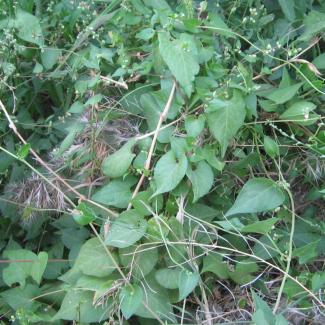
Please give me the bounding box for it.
[8,173,68,222]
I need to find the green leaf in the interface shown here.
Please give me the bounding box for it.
[170,136,190,158]
[253,234,285,260]
[41,47,62,70]
[205,90,246,157]
[92,175,137,208]
[33,252,48,285]
[134,272,175,321]
[150,89,183,119]
[60,227,90,249]
[136,28,155,41]
[1,284,41,312]
[43,243,69,280]
[245,91,258,117]
[252,310,273,325]
[251,290,275,325]
[185,115,205,138]
[142,0,171,11]
[140,93,161,131]
[266,82,304,104]
[155,268,182,289]
[257,13,275,29]
[183,18,201,33]
[130,189,163,217]
[158,33,199,97]
[279,101,317,125]
[298,11,325,42]
[32,61,43,74]
[312,272,325,293]
[312,53,325,69]
[85,93,102,107]
[201,254,229,279]
[195,77,219,92]
[119,245,158,279]
[215,218,245,231]
[104,210,147,248]
[230,261,259,285]
[203,145,225,171]
[130,189,161,216]
[275,315,289,325]
[69,238,118,277]
[1,62,16,76]
[179,269,200,300]
[186,161,214,202]
[68,100,85,114]
[58,126,77,157]
[146,216,170,241]
[264,136,279,159]
[75,81,87,95]
[198,47,214,64]
[241,218,279,235]
[206,12,236,38]
[278,0,295,22]
[76,274,112,291]
[17,143,31,159]
[3,250,48,289]
[139,93,176,143]
[120,285,143,320]
[279,68,293,89]
[102,138,136,178]
[292,240,319,264]
[152,151,187,197]
[225,178,285,217]
[130,0,151,15]
[95,280,114,302]
[72,202,96,226]
[52,290,111,322]
[14,9,43,45]
[226,152,260,170]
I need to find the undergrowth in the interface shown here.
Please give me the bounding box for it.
[1,0,325,324]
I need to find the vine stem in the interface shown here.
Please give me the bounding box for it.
[127,81,176,209]
[273,186,296,314]
[0,99,118,217]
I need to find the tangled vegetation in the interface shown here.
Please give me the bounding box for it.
[1,0,325,324]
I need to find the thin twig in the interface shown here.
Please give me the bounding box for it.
[100,75,128,89]
[127,81,177,209]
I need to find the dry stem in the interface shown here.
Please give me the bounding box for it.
[100,75,128,89]
[127,81,177,209]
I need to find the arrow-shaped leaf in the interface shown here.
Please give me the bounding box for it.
[225,178,285,217]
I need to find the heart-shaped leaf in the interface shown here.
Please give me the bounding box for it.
[185,115,205,138]
[152,150,188,197]
[179,269,200,300]
[120,285,143,320]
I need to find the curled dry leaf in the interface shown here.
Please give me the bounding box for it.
[291,59,322,75]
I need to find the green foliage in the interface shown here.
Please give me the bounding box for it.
[1,0,325,324]
[120,284,143,320]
